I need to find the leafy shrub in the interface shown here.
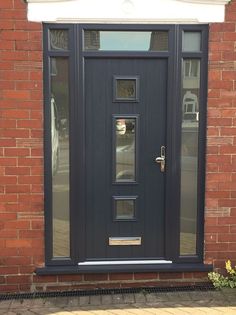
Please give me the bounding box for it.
[208,260,236,289]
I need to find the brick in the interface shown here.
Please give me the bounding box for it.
[18,158,42,166]
[109,273,133,281]
[207,118,232,126]
[4,256,31,266]
[16,41,42,51]
[208,80,233,90]
[205,243,229,251]
[0,158,16,166]
[84,274,108,281]
[4,221,30,230]
[58,275,83,282]
[5,167,30,175]
[1,109,29,119]
[0,119,16,128]
[5,185,30,193]
[0,51,28,61]
[19,230,43,238]
[0,31,28,41]
[0,230,17,238]
[0,40,15,50]
[1,70,29,80]
[0,0,14,9]
[3,90,30,100]
[6,275,31,284]
[159,273,183,280]
[14,21,42,31]
[134,273,158,280]
[6,240,32,248]
[15,81,42,90]
[1,129,29,138]
[218,234,236,242]
[4,148,29,156]
[17,120,42,129]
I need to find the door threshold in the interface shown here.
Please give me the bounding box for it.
[78,260,172,266]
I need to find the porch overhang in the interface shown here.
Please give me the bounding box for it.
[26,0,231,24]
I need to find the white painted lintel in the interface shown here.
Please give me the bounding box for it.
[27,0,231,24]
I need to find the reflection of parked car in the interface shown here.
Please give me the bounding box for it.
[51,97,60,175]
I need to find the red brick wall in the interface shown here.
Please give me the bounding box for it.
[0,0,236,293]
[0,0,44,292]
[205,0,236,272]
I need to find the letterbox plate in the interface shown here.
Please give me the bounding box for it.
[109,237,141,246]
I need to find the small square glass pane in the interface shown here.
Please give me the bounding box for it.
[182,32,201,52]
[50,29,69,51]
[115,199,135,220]
[116,79,136,100]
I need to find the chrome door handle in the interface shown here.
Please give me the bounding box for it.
[155,146,165,172]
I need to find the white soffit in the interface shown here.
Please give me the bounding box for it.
[26,0,231,23]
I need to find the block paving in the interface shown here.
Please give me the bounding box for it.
[1,289,236,314]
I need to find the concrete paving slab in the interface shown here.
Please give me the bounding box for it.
[1,289,236,314]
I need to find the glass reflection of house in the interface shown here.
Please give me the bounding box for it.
[149,31,168,51]
[84,31,100,50]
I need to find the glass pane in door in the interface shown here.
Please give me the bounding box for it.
[180,59,200,256]
[115,118,136,182]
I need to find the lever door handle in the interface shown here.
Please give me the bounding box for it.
[155,146,165,172]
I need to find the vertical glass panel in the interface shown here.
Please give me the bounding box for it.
[116,79,136,100]
[50,57,70,257]
[84,31,168,51]
[182,32,201,52]
[115,118,136,182]
[50,29,69,51]
[115,199,135,220]
[180,59,200,256]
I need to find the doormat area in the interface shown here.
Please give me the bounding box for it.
[0,283,215,301]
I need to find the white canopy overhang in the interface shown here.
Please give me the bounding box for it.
[26,0,231,24]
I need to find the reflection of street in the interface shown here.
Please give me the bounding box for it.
[52,139,70,257]
[53,139,69,220]
[116,133,135,180]
[116,119,135,181]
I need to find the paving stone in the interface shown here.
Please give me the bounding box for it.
[53,296,70,307]
[123,294,135,304]
[146,292,170,303]
[134,293,146,303]
[67,296,80,307]
[9,299,26,309]
[90,295,102,306]
[101,295,113,305]
[29,307,63,315]
[79,295,90,306]
[30,298,47,308]
[0,299,12,309]
[112,294,124,304]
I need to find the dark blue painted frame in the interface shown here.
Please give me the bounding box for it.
[41,23,209,273]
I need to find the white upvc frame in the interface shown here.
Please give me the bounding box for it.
[26,0,231,23]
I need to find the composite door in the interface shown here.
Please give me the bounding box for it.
[84,58,168,262]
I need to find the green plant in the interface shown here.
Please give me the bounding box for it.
[208,260,236,289]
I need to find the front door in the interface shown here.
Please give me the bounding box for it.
[83,58,168,262]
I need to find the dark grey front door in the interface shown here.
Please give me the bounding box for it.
[84,58,167,262]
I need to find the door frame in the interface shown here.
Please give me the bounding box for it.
[43,23,209,272]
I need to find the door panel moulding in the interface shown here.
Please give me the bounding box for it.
[26,0,231,23]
